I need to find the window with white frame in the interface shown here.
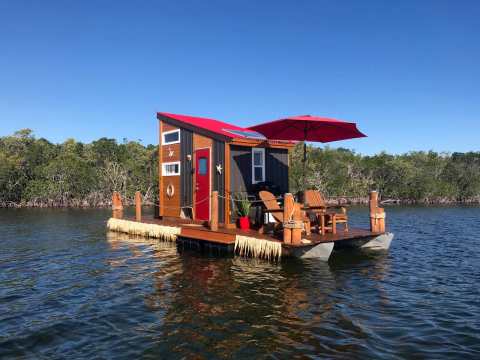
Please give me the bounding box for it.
[162,129,180,145]
[162,161,180,176]
[252,148,265,184]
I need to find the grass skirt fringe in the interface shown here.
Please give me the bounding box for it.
[107,218,180,242]
[234,235,282,261]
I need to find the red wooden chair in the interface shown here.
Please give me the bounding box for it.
[303,190,348,234]
[258,191,310,235]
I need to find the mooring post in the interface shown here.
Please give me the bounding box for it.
[112,191,123,219]
[369,191,386,232]
[210,191,218,231]
[291,203,302,245]
[135,191,142,222]
[378,207,386,233]
[369,191,377,232]
[283,193,294,244]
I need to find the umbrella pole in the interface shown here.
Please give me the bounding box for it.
[302,142,307,190]
[302,125,308,191]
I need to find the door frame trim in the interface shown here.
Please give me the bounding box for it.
[194,146,212,221]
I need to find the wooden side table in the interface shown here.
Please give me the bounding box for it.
[318,212,337,235]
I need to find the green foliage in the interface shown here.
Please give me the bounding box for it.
[1,130,479,206]
[290,143,480,203]
[234,193,251,217]
[0,129,158,206]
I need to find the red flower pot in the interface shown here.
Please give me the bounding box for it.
[238,216,250,230]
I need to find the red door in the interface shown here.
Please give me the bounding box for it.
[195,148,210,221]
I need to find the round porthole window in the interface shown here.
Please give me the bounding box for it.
[166,183,175,198]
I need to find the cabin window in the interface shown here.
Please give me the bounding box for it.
[198,157,208,175]
[252,148,265,184]
[162,129,180,145]
[162,161,180,176]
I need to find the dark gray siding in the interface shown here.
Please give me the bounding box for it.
[212,140,225,223]
[230,145,252,193]
[265,148,289,193]
[229,145,289,224]
[230,145,250,223]
[230,145,289,194]
[180,128,193,214]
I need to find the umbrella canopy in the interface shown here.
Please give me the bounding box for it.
[247,115,366,143]
[248,115,366,190]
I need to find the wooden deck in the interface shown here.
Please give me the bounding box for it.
[133,217,382,248]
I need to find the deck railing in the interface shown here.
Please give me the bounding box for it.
[112,189,387,240]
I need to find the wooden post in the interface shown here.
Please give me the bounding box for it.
[112,191,123,219]
[210,191,218,231]
[320,213,326,235]
[369,191,386,233]
[135,191,142,222]
[283,193,294,244]
[379,211,386,233]
[369,191,378,232]
[304,215,311,236]
[224,143,231,227]
[291,203,302,245]
[331,213,337,234]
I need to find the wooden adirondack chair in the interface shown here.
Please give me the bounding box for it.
[258,191,310,235]
[303,189,348,234]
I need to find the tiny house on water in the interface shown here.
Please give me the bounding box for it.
[107,112,394,261]
[156,112,293,225]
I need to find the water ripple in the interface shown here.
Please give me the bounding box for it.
[0,207,480,358]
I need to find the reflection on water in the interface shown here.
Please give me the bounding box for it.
[1,207,480,358]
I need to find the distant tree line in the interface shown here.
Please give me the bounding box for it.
[0,129,158,207]
[1,130,479,207]
[289,143,480,204]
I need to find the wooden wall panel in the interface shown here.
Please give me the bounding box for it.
[158,120,163,217]
[163,122,178,132]
[162,176,181,217]
[160,123,181,218]
[193,133,213,150]
[162,143,181,162]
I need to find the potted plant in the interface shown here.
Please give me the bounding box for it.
[235,193,251,230]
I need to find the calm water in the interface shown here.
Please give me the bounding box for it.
[1,207,479,359]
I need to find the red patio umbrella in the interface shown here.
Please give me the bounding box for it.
[248,115,366,188]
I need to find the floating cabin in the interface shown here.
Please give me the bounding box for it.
[107,112,394,261]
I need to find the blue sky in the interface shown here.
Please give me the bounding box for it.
[1,0,479,154]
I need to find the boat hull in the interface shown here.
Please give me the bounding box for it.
[333,232,394,251]
[285,242,335,260]
[286,232,394,261]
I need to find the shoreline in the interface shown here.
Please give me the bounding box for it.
[325,197,480,206]
[2,198,479,209]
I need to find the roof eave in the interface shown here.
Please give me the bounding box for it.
[157,113,233,142]
[230,137,296,149]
